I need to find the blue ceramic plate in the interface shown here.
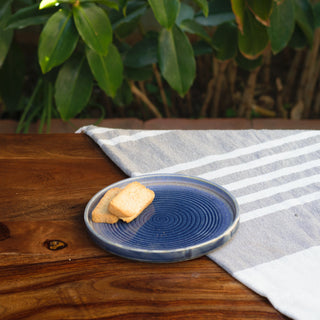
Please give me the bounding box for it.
[84,174,239,263]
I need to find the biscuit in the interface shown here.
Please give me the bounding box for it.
[109,182,155,223]
[92,187,121,224]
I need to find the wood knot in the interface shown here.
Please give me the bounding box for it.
[0,222,10,241]
[44,239,68,251]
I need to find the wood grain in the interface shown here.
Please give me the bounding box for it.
[0,257,286,320]
[0,134,106,159]
[0,134,289,320]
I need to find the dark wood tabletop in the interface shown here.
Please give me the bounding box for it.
[0,134,289,320]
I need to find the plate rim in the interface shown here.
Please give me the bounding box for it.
[84,173,239,259]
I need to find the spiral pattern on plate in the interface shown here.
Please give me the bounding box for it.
[94,185,233,251]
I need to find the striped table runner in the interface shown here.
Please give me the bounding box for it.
[78,126,320,320]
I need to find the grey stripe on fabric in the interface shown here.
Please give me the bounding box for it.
[78,125,320,320]
[78,126,320,272]
[209,200,320,272]
[79,127,320,177]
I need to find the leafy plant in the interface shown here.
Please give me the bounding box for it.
[0,0,319,131]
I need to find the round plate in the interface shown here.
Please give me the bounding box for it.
[84,174,239,263]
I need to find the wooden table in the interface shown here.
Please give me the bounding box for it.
[0,134,289,320]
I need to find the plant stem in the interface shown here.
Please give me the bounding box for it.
[252,104,276,117]
[296,60,308,110]
[275,77,287,118]
[200,78,215,117]
[46,82,53,133]
[38,100,47,134]
[238,66,261,118]
[228,61,237,97]
[91,103,106,126]
[16,78,43,133]
[200,56,218,117]
[290,100,304,120]
[138,81,148,119]
[152,64,170,117]
[130,81,162,118]
[303,28,320,117]
[38,81,50,133]
[23,103,42,133]
[211,60,228,117]
[282,49,304,104]
[101,91,113,118]
[313,82,320,116]
[262,47,271,86]
[297,30,320,117]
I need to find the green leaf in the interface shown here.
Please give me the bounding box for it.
[246,0,273,26]
[193,0,209,17]
[238,8,269,59]
[118,0,128,7]
[195,0,235,27]
[179,19,211,43]
[195,12,235,26]
[55,55,93,120]
[80,0,119,10]
[40,0,119,9]
[124,32,158,67]
[110,1,147,29]
[39,0,73,10]
[38,9,79,73]
[118,0,128,8]
[212,22,238,60]
[73,3,112,55]
[110,1,147,38]
[231,0,245,32]
[148,0,180,29]
[235,51,263,71]
[86,43,123,98]
[196,0,233,26]
[0,0,13,19]
[6,4,57,29]
[159,25,196,96]
[39,0,58,9]
[289,24,308,49]
[113,79,133,107]
[176,2,194,26]
[295,0,314,46]
[268,0,295,54]
[0,4,13,67]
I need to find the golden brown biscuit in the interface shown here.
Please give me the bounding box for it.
[109,182,155,223]
[92,187,121,224]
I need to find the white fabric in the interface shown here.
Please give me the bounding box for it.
[78,126,320,319]
[234,246,320,320]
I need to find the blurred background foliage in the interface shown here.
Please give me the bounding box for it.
[0,0,319,132]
